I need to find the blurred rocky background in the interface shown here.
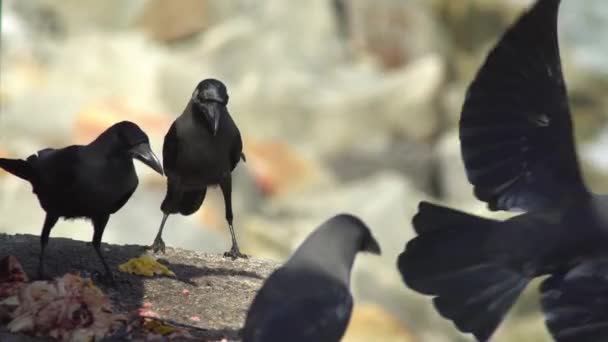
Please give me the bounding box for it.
[2,0,608,340]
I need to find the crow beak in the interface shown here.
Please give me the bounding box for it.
[362,236,382,255]
[205,104,222,136]
[212,112,220,136]
[130,143,163,175]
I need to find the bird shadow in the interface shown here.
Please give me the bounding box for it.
[158,258,264,286]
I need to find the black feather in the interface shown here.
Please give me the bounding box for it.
[398,202,531,341]
[459,0,587,212]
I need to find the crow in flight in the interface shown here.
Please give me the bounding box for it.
[398,0,608,340]
[541,257,608,342]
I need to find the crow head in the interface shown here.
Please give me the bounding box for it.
[109,121,164,175]
[285,214,381,286]
[334,214,381,256]
[192,78,229,136]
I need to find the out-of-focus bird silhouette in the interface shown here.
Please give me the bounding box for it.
[397,0,608,341]
[242,214,381,342]
[541,258,608,342]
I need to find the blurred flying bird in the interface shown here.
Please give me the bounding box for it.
[397,0,608,340]
[151,78,247,259]
[242,214,381,342]
[0,121,163,283]
[541,258,608,342]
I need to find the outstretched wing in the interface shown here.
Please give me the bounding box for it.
[541,259,608,342]
[460,0,588,212]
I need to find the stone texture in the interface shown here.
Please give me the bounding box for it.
[135,0,211,42]
[0,233,279,341]
[345,0,443,69]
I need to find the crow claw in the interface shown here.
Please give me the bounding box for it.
[223,248,248,260]
[151,237,166,254]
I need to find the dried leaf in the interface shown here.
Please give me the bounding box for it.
[0,255,29,299]
[118,255,176,278]
[127,313,194,340]
[143,318,178,336]
[7,273,124,340]
[0,255,28,283]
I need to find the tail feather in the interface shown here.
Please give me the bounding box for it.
[161,180,207,216]
[434,271,528,341]
[0,158,33,182]
[398,201,531,341]
[413,201,497,234]
[541,259,608,342]
[179,189,206,216]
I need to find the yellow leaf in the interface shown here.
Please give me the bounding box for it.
[143,319,178,336]
[118,256,176,278]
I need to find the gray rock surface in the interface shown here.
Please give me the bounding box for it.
[0,233,279,341]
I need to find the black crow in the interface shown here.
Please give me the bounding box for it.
[541,258,608,342]
[242,214,381,342]
[151,78,247,259]
[0,121,163,283]
[397,0,608,340]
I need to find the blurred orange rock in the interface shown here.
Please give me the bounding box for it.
[135,0,211,42]
[74,99,172,145]
[243,139,329,197]
[346,1,439,70]
[342,303,416,342]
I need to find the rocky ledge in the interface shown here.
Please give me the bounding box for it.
[0,233,279,341]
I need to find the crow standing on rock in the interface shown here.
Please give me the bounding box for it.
[0,121,163,283]
[397,0,608,341]
[242,214,381,342]
[151,78,247,259]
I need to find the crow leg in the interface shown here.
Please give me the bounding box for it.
[155,177,182,254]
[38,214,59,279]
[151,213,169,254]
[220,176,247,259]
[92,215,115,285]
